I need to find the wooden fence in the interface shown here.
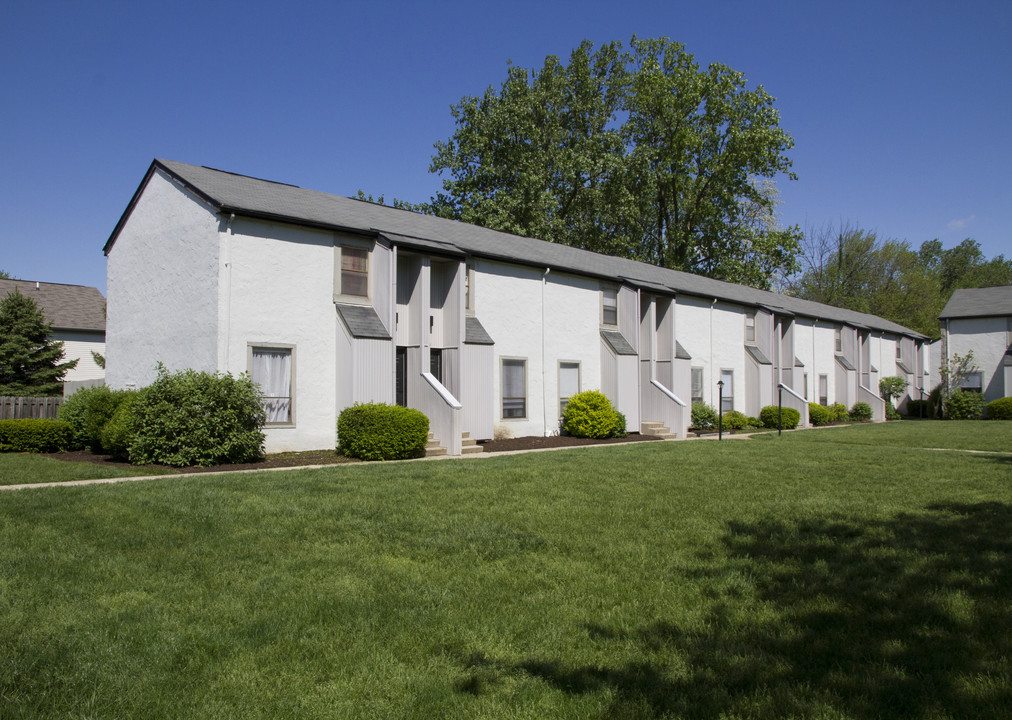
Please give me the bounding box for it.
[0,396,64,420]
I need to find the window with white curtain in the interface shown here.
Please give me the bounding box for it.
[502,358,527,419]
[559,361,580,416]
[691,367,704,403]
[251,346,294,424]
[720,369,734,413]
[601,286,618,326]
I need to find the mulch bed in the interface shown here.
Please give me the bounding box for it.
[44,433,661,474]
[477,432,661,453]
[44,449,356,474]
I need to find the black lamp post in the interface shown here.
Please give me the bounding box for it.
[717,379,724,441]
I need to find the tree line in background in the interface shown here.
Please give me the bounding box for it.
[786,228,1012,338]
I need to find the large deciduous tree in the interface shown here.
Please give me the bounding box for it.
[0,289,77,396]
[426,37,801,289]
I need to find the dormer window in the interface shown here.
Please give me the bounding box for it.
[602,286,618,326]
[744,310,756,343]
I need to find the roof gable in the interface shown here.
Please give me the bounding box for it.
[939,286,1012,319]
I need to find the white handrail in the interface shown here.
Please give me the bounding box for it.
[777,382,807,403]
[421,372,462,409]
[651,379,687,407]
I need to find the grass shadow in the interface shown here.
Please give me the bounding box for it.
[459,502,1012,718]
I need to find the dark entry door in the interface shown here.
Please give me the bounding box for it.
[395,347,407,407]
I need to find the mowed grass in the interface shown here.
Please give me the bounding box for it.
[1,424,1010,719]
[0,453,174,486]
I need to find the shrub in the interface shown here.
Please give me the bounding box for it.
[129,366,266,467]
[745,416,762,429]
[945,390,985,421]
[99,391,140,461]
[829,403,849,422]
[611,411,627,438]
[0,419,73,453]
[927,385,944,418]
[759,405,800,430]
[885,401,901,421]
[986,397,1012,420]
[562,391,620,439]
[850,402,873,422]
[337,402,429,460]
[904,399,932,418]
[723,410,747,430]
[808,403,831,426]
[691,402,718,431]
[879,376,909,404]
[58,385,133,452]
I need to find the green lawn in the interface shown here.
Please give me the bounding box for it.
[0,453,174,486]
[1,423,1010,718]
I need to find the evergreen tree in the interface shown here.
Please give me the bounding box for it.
[0,289,77,396]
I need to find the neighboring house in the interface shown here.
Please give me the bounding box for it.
[103,160,929,454]
[0,279,106,393]
[938,285,1012,403]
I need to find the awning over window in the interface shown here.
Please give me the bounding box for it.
[745,344,772,366]
[464,316,495,345]
[336,303,391,339]
[601,330,636,356]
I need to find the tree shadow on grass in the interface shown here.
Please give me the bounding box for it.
[458,502,1012,718]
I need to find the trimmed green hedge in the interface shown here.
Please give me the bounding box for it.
[691,402,718,430]
[808,403,832,426]
[0,419,74,453]
[759,405,800,430]
[987,397,1012,420]
[99,391,140,461]
[850,402,873,422]
[57,385,134,452]
[946,391,985,420]
[337,403,429,460]
[723,410,747,430]
[562,391,620,439]
[829,403,849,422]
[129,366,266,467]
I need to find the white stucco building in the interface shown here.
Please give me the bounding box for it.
[0,279,106,393]
[103,160,929,454]
[939,286,1012,403]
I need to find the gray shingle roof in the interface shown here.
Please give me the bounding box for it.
[601,330,636,356]
[464,316,494,345]
[335,304,390,339]
[745,344,772,365]
[835,354,856,371]
[939,286,1012,319]
[112,160,927,340]
[675,341,692,360]
[0,279,105,332]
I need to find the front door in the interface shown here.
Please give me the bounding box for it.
[395,347,407,407]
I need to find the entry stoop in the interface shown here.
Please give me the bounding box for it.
[640,421,678,440]
[425,432,447,457]
[461,431,483,454]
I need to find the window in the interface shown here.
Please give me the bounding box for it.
[720,369,733,413]
[896,343,902,360]
[559,362,580,416]
[465,264,475,314]
[502,358,527,418]
[819,374,828,406]
[340,246,369,298]
[960,372,983,393]
[250,346,294,424]
[834,327,842,353]
[744,310,756,343]
[430,348,443,384]
[691,367,704,404]
[804,372,809,401]
[602,286,618,326]
[1007,318,1012,345]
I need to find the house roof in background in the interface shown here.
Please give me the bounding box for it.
[0,279,105,332]
[110,159,927,340]
[938,286,1012,319]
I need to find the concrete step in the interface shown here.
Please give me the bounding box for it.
[461,445,484,454]
[641,421,677,439]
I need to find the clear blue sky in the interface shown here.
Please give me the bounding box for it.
[2,0,1009,294]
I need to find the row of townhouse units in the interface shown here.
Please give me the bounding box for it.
[103,160,930,455]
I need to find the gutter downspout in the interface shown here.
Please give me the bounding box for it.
[542,267,550,436]
[222,213,235,371]
[710,298,716,405]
